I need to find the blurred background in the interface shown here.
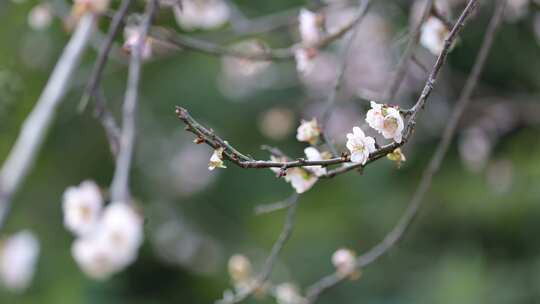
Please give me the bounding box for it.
[1,0,540,303]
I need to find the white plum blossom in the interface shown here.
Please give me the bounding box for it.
[173,0,229,31]
[346,127,376,165]
[62,180,104,237]
[28,3,53,31]
[304,147,327,176]
[123,26,153,60]
[0,231,39,292]
[365,101,404,143]
[294,47,317,74]
[275,283,306,304]
[331,248,356,277]
[299,8,323,46]
[208,148,226,170]
[284,168,318,194]
[346,127,375,165]
[72,203,144,280]
[420,16,449,55]
[296,118,320,144]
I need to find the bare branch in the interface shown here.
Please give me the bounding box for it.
[385,0,434,100]
[218,194,300,304]
[150,0,380,62]
[305,1,504,302]
[79,0,135,111]
[0,14,95,229]
[110,0,158,203]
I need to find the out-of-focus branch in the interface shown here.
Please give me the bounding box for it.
[218,194,300,304]
[150,0,379,61]
[0,15,95,229]
[79,0,135,111]
[255,193,299,215]
[110,0,158,203]
[305,1,504,302]
[385,0,434,100]
[94,87,121,158]
[320,0,372,157]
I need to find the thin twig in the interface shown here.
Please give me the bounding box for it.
[110,0,158,203]
[320,0,372,157]
[94,87,121,158]
[0,15,95,229]
[79,0,135,112]
[255,193,298,215]
[305,1,504,302]
[218,194,300,304]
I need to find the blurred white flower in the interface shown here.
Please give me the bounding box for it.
[420,16,449,55]
[208,148,226,170]
[0,231,39,292]
[28,3,53,31]
[304,147,327,176]
[365,101,404,143]
[227,254,252,286]
[258,107,295,140]
[63,180,104,237]
[275,283,306,304]
[72,203,143,280]
[296,118,320,145]
[294,47,317,74]
[458,127,492,173]
[173,0,229,31]
[299,8,323,46]
[123,26,153,60]
[346,126,376,165]
[331,248,356,277]
[285,168,318,194]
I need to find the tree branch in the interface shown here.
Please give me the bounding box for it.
[305,1,504,302]
[0,14,95,229]
[110,0,158,203]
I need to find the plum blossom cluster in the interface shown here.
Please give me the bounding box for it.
[62,181,144,280]
[0,231,40,292]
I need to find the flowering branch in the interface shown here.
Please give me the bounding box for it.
[110,0,157,203]
[0,14,96,229]
[305,1,504,302]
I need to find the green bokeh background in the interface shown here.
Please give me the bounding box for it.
[1,0,540,303]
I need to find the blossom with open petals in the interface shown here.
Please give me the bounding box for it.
[62,180,104,237]
[346,127,376,165]
[0,231,39,292]
[420,16,449,55]
[365,101,404,143]
[304,147,327,176]
[208,148,226,170]
[296,118,320,144]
